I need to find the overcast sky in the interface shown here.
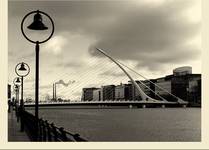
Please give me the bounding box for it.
[8,0,201,101]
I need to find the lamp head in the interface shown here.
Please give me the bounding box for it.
[15,85,19,89]
[27,10,48,30]
[18,63,27,71]
[16,78,21,83]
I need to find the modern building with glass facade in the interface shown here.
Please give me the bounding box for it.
[115,83,132,101]
[81,66,201,106]
[101,85,115,101]
[92,88,101,101]
[81,87,100,101]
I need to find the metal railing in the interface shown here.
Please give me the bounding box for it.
[20,109,87,142]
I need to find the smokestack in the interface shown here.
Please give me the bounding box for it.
[53,83,54,101]
[55,83,57,101]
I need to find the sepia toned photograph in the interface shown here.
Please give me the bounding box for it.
[7,0,201,142]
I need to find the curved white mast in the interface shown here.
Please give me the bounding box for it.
[96,48,163,102]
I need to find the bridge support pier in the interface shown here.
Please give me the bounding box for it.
[161,104,165,108]
[142,104,146,108]
[129,105,133,109]
[182,105,187,108]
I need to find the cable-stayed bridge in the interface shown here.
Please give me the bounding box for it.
[23,48,188,108]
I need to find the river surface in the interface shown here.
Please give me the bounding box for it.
[26,107,201,141]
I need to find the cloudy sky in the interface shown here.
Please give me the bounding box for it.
[8,0,201,101]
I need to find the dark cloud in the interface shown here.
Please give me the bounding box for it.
[88,0,200,71]
[9,1,200,72]
[8,0,201,90]
[8,1,127,33]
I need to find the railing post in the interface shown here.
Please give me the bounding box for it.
[34,116,39,141]
[39,119,43,141]
[51,123,58,141]
[31,113,37,141]
[16,105,19,122]
[73,133,87,141]
[20,108,24,132]
[43,120,47,141]
[46,121,52,141]
[59,127,68,141]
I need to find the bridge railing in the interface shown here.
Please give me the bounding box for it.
[20,109,87,142]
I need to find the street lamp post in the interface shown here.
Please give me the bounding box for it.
[21,10,54,140]
[15,62,30,131]
[13,77,21,106]
[15,62,30,107]
[13,85,19,104]
[13,84,20,122]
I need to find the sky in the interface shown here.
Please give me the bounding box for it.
[8,0,201,101]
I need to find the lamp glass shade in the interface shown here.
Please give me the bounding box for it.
[27,12,48,30]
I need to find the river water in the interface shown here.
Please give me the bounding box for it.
[26,107,201,141]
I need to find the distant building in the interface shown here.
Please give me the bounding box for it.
[128,79,156,101]
[93,88,101,101]
[57,98,64,102]
[25,98,33,103]
[123,67,201,104]
[155,75,174,101]
[171,66,201,105]
[172,74,201,105]
[188,78,201,105]
[127,81,141,101]
[101,85,115,101]
[173,66,192,76]
[138,79,156,99]
[115,83,132,101]
[128,80,156,101]
[154,66,201,104]
[81,66,201,105]
[81,87,99,101]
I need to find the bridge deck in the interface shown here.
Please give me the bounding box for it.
[24,100,187,107]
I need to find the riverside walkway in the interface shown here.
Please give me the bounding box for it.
[8,108,87,142]
[8,110,30,141]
